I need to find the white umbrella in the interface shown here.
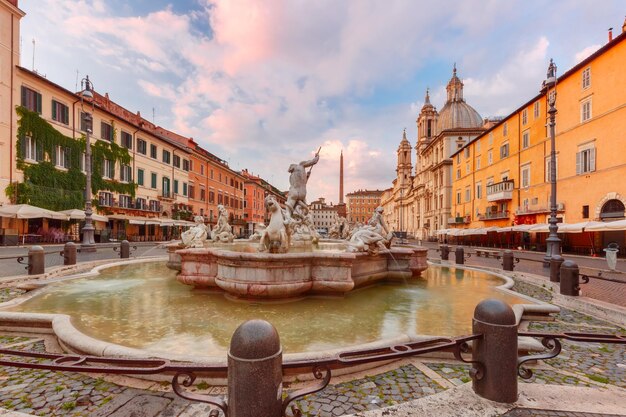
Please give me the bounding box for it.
[585,219,626,232]
[59,209,109,223]
[529,223,550,233]
[0,204,68,220]
[496,226,514,233]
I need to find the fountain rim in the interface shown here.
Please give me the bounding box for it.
[0,256,557,370]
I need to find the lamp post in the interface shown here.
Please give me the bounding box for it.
[542,59,560,267]
[80,76,96,252]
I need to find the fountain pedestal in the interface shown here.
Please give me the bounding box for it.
[176,245,428,300]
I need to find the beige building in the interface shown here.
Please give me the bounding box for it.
[310,197,339,234]
[346,189,383,224]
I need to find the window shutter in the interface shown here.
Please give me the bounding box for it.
[109,161,115,179]
[576,152,581,175]
[51,146,57,165]
[21,86,27,106]
[51,101,57,120]
[590,148,596,172]
[63,106,69,124]
[36,93,42,114]
[65,148,70,169]
[36,141,43,161]
[20,137,27,158]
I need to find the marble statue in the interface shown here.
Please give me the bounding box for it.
[329,216,351,240]
[181,215,208,248]
[259,195,290,253]
[211,204,235,243]
[284,148,320,224]
[347,206,393,255]
[288,203,319,243]
[248,223,266,241]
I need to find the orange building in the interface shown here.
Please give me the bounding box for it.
[241,169,285,235]
[346,189,384,223]
[451,24,626,252]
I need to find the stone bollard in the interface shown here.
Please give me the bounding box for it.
[502,250,515,271]
[228,320,283,417]
[559,260,580,296]
[472,299,518,403]
[550,255,564,283]
[455,247,465,265]
[440,245,450,261]
[63,242,77,266]
[28,245,45,275]
[120,240,130,259]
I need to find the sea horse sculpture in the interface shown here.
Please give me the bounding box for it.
[259,195,290,253]
[347,206,393,255]
[211,204,235,243]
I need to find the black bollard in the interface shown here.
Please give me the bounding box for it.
[228,320,283,417]
[440,245,449,261]
[455,246,465,265]
[550,255,564,283]
[28,245,45,275]
[120,240,130,259]
[502,250,515,271]
[559,260,580,296]
[472,299,518,403]
[63,242,77,265]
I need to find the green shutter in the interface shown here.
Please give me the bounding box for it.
[63,105,69,124]
[21,86,27,106]
[576,152,581,175]
[51,100,57,120]
[36,92,42,114]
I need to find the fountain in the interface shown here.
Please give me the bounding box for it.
[173,149,428,300]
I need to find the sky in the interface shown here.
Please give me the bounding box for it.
[18,0,625,203]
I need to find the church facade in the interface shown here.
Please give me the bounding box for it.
[383,66,487,240]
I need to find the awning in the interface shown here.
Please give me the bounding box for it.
[585,219,626,232]
[511,224,534,232]
[0,204,68,220]
[59,209,109,223]
[496,226,514,233]
[145,219,162,225]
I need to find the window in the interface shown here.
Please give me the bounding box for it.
[522,130,530,149]
[502,122,508,136]
[456,169,461,179]
[121,131,132,149]
[500,143,509,158]
[465,188,471,202]
[582,67,591,89]
[465,162,470,174]
[464,148,470,158]
[580,98,592,122]
[476,182,482,199]
[582,205,589,219]
[101,122,114,142]
[21,86,42,113]
[101,159,114,179]
[183,182,188,197]
[163,150,171,164]
[476,141,481,153]
[174,180,179,195]
[545,156,559,182]
[521,164,530,188]
[521,109,527,126]
[488,150,493,165]
[51,100,69,124]
[23,136,42,161]
[137,139,147,155]
[137,168,145,186]
[475,156,481,170]
[200,165,205,175]
[162,177,171,197]
[150,144,157,159]
[99,192,113,207]
[183,159,190,171]
[189,185,195,199]
[576,146,596,174]
[135,198,147,210]
[173,154,181,168]
[119,195,132,208]
[149,200,160,212]
[120,164,132,182]
[533,101,540,119]
[456,191,461,204]
[54,146,69,169]
[79,112,92,132]
[151,172,157,189]
[209,191,215,203]
[488,132,494,145]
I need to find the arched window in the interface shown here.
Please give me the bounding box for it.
[600,199,625,219]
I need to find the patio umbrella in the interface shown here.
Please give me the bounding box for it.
[0,204,68,220]
[59,209,109,223]
[584,219,626,232]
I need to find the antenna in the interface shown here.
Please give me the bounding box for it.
[31,38,35,71]
[152,107,155,124]
[75,70,79,92]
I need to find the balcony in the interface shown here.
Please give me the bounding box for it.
[515,202,565,215]
[448,215,471,225]
[478,210,510,221]
[487,180,514,202]
[158,190,174,201]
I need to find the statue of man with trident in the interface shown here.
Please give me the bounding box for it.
[284,147,320,224]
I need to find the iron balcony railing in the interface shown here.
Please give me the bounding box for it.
[448,216,470,225]
[486,180,514,202]
[515,202,565,215]
[478,210,510,221]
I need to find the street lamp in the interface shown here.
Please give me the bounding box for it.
[80,76,96,252]
[542,59,560,267]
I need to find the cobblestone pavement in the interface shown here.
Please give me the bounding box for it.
[0,242,168,278]
[0,249,623,415]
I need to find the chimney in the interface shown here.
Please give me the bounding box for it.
[608,27,613,42]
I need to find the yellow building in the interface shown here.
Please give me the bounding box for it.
[451,24,626,251]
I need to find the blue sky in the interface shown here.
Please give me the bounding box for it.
[18,0,625,201]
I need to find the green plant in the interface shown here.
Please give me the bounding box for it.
[196,381,210,390]
[587,374,609,384]
[61,401,76,411]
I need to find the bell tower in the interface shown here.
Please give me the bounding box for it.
[396,129,412,188]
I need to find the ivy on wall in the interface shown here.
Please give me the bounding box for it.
[6,106,136,211]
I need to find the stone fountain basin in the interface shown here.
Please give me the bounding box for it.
[176,245,428,299]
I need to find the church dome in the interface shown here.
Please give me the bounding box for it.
[436,65,483,134]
